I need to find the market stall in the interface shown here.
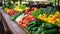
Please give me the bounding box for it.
[0,0,60,34]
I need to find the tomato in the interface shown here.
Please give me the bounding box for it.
[28,15,35,20]
[18,22,22,25]
[31,18,35,20]
[31,7,35,11]
[28,11,32,15]
[18,20,22,25]
[23,20,28,24]
[25,10,29,14]
[25,16,30,20]
[25,22,28,25]
[8,9,18,16]
[22,16,27,20]
[22,24,26,27]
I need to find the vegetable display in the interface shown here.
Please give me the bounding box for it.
[38,11,60,26]
[26,19,59,34]
[31,8,44,17]
[3,4,60,34]
[17,15,35,27]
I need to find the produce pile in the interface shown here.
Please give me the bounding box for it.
[2,3,27,16]
[31,6,60,26]
[26,19,60,34]
[2,4,60,34]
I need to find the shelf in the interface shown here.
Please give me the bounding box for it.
[0,8,27,34]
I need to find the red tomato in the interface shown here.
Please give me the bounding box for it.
[23,20,28,24]
[28,15,35,20]
[8,9,18,16]
[28,15,32,18]
[22,16,27,20]
[31,7,35,11]
[31,18,35,20]
[25,22,28,25]
[18,23,22,25]
[24,16,30,20]
[28,15,33,19]
[18,20,22,25]
[22,24,26,27]
[8,10,14,16]
[28,11,32,15]
[25,10,29,14]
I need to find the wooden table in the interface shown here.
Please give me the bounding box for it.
[0,8,27,34]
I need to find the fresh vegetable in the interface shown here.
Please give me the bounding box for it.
[8,9,18,16]
[26,19,44,34]
[43,6,57,15]
[35,27,45,34]
[31,6,57,17]
[8,5,15,9]
[4,8,10,13]
[41,29,59,34]
[10,12,23,20]
[14,5,26,11]
[26,18,59,34]
[3,4,60,34]
[41,23,58,30]
[15,14,27,23]
[31,8,44,17]
[2,3,9,9]
[24,7,37,15]
[38,11,60,26]
[18,15,35,27]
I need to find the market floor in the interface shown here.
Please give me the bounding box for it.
[0,20,5,34]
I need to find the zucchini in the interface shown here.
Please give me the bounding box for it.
[41,29,59,34]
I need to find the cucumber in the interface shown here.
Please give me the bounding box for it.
[41,29,59,34]
[10,12,23,21]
